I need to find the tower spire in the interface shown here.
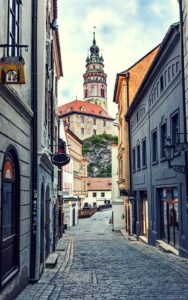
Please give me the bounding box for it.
[93,26,96,45]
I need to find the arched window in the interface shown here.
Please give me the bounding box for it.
[1,150,20,284]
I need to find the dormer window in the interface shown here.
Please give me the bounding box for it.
[80,106,85,111]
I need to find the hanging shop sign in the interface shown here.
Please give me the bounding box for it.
[52,153,70,167]
[0,56,25,84]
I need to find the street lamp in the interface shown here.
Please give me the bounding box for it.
[163,136,188,173]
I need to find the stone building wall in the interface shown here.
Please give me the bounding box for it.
[182,0,188,130]
[64,113,115,141]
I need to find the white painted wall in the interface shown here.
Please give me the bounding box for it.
[84,190,112,208]
[111,143,124,230]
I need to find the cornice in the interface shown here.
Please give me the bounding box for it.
[0,85,33,124]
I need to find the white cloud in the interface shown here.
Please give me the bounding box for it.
[57,0,179,117]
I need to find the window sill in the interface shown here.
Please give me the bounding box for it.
[160,157,166,162]
[152,161,158,166]
[2,267,19,288]
[142,165,147,169]
[137,168,141,172]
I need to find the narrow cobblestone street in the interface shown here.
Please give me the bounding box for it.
[16,210,188,300]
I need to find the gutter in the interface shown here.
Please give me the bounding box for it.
[30,0,38,282]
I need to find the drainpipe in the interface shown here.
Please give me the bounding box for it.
[30,0,38,282]
[178,0,188,246]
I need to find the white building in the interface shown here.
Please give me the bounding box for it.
[111,142,125,231]
[84,177,112,208]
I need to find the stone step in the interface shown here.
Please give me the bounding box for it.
[45,253,58,268]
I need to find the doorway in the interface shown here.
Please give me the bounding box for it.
[140,191,148,237]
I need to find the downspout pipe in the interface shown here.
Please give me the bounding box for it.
[30,0,38,282]
[178,0,188,254]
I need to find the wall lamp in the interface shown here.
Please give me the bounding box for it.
[163,136,188,173]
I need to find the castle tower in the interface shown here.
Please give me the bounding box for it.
[83,29,108,111]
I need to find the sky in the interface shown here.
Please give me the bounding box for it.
[57,0,179,118]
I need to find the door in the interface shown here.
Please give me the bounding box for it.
[140,191,148,237]
[45,186,50,259]
[40,184,45,264]
[72,208,75,226]
[1,151,20,285]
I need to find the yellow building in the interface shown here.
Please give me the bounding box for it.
[65,128,88,207]
[113,46,159,235]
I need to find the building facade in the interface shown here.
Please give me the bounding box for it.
[83,31,107,111]
[84,177,112,208]
[30,0,63,281]
[59,99,115,141]
[0,1,33,298]
[111,142,125,231]
[113,45,159,235]
[126,23,188,257]
[65,128,88,207]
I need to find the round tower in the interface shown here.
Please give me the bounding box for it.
[83,29,108,111]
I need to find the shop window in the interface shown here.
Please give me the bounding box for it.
[161,123,167,159]
[1,150,20,285]
[160,188,179,248]
[142,138,147,168]
[8,0,21,56]
[152,130,158,163]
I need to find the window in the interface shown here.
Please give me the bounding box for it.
[8,0,21,56]
[137,144,141,170]
[168,67,171,82]
[93,118,96,125]
[119,158,123,178]
[103,120,106,127]
[171,112,180,144]
[132,148,136,172]
[142,138,147,168]
[81,116,84,123]
[160,75,164,92]
[101,89,105,97]
[93,129,96,135]
[84,90,88,98]
[161,123,167,158]
[81,128,84,135]
[93,192,97,197]
[1,150,20,284]
[152,130,158,163]
[101,192,105,197]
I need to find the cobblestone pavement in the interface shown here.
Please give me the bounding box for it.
[16,210,188,300]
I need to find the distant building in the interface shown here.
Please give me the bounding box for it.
[59,99,115,140]
[84,177,112,208]
[111,142,124,231]
[58,30,118,141]
[83,30,107,111]
[65,128,88,207]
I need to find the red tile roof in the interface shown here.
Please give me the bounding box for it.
[87,177,112,191]
[58,100,114,120]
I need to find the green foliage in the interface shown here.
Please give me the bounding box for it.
[83,133,118,177]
